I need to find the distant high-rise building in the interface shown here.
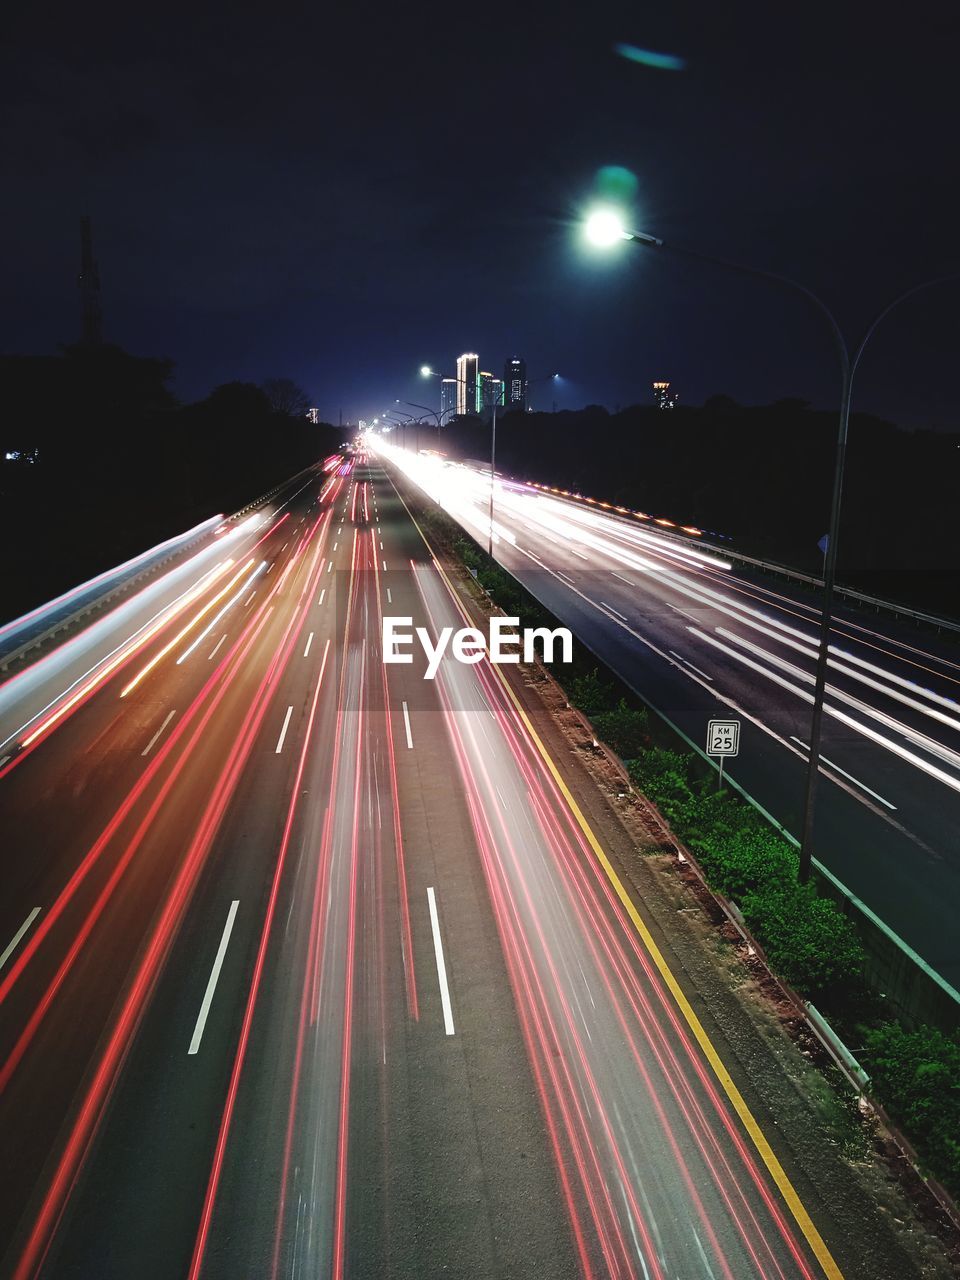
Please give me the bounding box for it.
[441,378,458,421]
[480,372,505,409]
[504,357,527,411]
[78,215,102,345]
[456,353,480,415]
[653,381,677,409]
[307,408,319,423]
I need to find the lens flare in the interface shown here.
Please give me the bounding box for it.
[613,41,686,71]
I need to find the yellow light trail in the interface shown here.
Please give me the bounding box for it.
[119,560,257,698]
[22,559,238,747]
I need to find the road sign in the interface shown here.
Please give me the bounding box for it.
[707,720,739,789]
[707,719,740,757]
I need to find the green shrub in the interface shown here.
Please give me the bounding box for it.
[454,536,483,573]
[698,827,798,901]
[628,750,706,828]
[591,699,649,759]
[628,748,690,793]
[568,668,617,716]
[740,880,864,997]
[862,1022,960,1195]
[677,785,749,850]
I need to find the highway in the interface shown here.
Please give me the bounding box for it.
[376,445,960,993]
[0,453,940,1278]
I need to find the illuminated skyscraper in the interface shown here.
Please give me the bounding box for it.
[504,357,527,411]
[456,353,480,415]
[653,381,677,409]
[441,378,457,421]
[480,372,505,408]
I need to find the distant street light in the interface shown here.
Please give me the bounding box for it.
[419,366,560,546]
[385,406,415,451]
[527,371,563,412]
[402,400,459,435]
[404,396,437,417]
[419,364,464,425]
[584,205,958,884]
[420,367,498,552]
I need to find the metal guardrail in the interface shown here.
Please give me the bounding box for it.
[0,531,213,674]
[0,466,317,677]
[697,540,960,637]
[522,478,960,638]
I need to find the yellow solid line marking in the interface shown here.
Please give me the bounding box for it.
[390,472,844,1280]
[489,669,843,1280]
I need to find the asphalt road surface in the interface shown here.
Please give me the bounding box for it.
[377,445,960,993]
[0,454,928,1278]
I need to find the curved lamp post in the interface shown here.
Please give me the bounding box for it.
[385,406,415,452]
[527,371,562,412]
[402,401,444,445]
[584,207,958,883]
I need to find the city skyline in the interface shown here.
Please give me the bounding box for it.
[1,7,957,429]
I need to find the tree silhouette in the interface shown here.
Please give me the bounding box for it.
[262,377,311,418]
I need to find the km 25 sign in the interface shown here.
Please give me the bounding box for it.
[706,719,740,758]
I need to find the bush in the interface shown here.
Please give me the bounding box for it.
[628,747,690,793]
[862,1022,960,1194]
[676,784,750,851]
[628,750,707,829]
[568,668,617,716]
[631,747,861,996]
[591,699,649,759]
[698,827,798,902]
[454,536,483,573]
[740,880,864,997]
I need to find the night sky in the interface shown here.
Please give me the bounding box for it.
[2,1,957,428]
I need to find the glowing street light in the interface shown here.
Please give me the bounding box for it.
[584,208,632,247]
[419,364,468,426]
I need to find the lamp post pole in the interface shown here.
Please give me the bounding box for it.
[420,366,552,560]
[588,214,956,882]
[488,396,498,558]
[386,407,414,453]
[796,275,957,878]
[526,372,561,414]
[403,401,444,450]
[391,407,419,458]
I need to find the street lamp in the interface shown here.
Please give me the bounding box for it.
[419,364,464,425]
[385,406,415,451]
[403,400,441,427]
[419,365,500,553]
[402,399,468,445]
[527,371,562,412]
[584,204,958,884]
[584,208,634,248]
